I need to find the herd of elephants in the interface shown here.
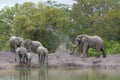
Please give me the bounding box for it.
[9,34,106,67]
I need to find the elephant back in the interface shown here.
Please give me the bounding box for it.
[9,36,18,44]
[31,41,42,53]
[37,46,48,54]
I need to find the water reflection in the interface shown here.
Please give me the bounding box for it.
[0,68,120,80]
[17,68,48,80]
[18,68,31,80]
[38,68,48,80]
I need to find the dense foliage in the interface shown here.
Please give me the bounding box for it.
[0,0,120,55]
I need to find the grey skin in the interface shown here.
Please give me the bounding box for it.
[16,47,32,66]
[73,34,106,58]
[9,36,24,61]
[37,46,48,66]
[24,39,42,53]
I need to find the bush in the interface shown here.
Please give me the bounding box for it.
[84,40,120,57]
[105,40,120,54]
[89,48,97,57]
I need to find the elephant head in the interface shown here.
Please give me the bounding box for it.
[17,37,24,47]
[24,39,32,52]
[9,36,24,53]
[73,34,87,48]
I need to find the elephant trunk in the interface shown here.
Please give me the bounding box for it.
[70,44,77,55]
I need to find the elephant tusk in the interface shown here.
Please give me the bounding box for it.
[73,45,77,48]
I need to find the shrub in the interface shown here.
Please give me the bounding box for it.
[87,40,120,56]
[105,40,120,54]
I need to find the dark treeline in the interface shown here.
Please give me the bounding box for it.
[0,0,120,55]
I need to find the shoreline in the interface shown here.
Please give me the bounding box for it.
[0,51,120,69]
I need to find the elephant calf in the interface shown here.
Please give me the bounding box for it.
[73,34,106,58]
[37,46,48,66]
[16,47,27,64]
[16,47,32,66]
[25,52,32,66]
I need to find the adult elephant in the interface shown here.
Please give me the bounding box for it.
[24,39,42,53]
[9,36,24,61]
[72,34,106,58]
[37,46,48,66]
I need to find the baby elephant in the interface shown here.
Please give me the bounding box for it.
[24,52,32,66]
[16,47,27,64]
[16,47,32,66]
[37,46,48,66]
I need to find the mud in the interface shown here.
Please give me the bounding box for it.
[0,51,120,69]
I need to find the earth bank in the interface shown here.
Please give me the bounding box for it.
[0,51,120,69]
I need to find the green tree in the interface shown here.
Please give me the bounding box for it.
[0,4,21,50]
[12,2,71,51]
[71,0,120,41]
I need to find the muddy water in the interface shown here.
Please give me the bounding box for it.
[0,68,120,80]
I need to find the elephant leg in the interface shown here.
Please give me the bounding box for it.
[38,54,41,64]
[18,54,22,64]
[14,44,17,53]
[41,54,44,65]
[28,59,31,66]
[39,53,43,64]
[86,48,89,57]
[101,47,106,58]
[41,54,45,65]
[21,55,24,64]
[11,45,13,53]
[15,54,17,62]
[23,55,27,64]
[45,54,48,67]
[14,45,17,62]
[82,43,89,57]
[82,49,86,57]
[82,46,88,57]
[14,52,17,62]
[25,55,28,65]
[43,53,46,64]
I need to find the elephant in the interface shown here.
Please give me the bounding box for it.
[16,47,32,66]
[9,36,24,61]
[16,47,27,64]
[37,46,48,66]
[24,39,42,53]
[72,34,106,58]
[25,52,32,66]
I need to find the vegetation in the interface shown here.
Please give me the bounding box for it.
[0,0,120,55]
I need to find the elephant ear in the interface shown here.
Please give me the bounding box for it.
[80,34,88,43]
